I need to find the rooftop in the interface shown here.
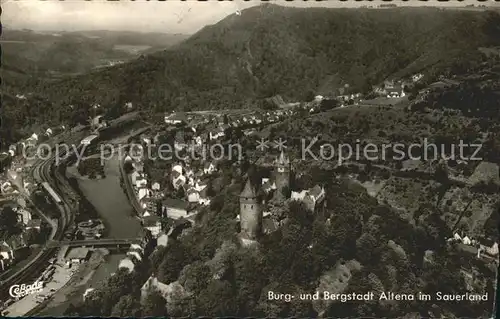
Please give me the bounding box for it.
[276,150,290,165]
[240,179,257,198]
[163,198,189,210]
[66,247,91,260]
[165,112,187,121]
[143,215,160,226]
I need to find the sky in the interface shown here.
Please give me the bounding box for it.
[3,0,499,34]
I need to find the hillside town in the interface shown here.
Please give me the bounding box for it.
[2,2,500,318]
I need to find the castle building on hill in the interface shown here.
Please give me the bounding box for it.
[239,179,262,241]
[274,151,290,197]
[237,151,292,243]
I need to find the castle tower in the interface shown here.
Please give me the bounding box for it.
[239,179,262,240]
[274,150,290,197]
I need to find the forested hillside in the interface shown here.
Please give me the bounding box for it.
[2,5,500,146]
[34,5,500,112]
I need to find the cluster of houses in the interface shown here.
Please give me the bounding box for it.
[0,123,69,196]
[0,201,42,273]
[164,107,296,134]
[117,242,149,274]
[448,232,499,260]
[125,106,307,241]
[84,239,151,302]
[373,80,407,98]
[371,74,424,99]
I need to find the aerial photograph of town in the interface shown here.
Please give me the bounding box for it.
[0,0,499,317]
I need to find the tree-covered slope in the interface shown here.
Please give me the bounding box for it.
[35,5,500,112]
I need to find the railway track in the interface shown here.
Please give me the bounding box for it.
[0,138,80,303]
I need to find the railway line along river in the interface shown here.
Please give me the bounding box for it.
[36,149,143,316]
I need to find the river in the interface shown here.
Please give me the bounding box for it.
[38,152,143,315]
[73,153,143,238]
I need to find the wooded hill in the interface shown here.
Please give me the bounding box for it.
[2,5,500,146]
[34,5,500,110]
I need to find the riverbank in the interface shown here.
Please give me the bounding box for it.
[37,249,125,316]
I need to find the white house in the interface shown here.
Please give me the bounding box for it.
[171,170,186,190]
[194,136,203,146]
[203,162,217,175]
[462,236,472,245]
[209,127,225,140]
[172,164,183,174]
[130,243,144,253]
[291,185,325,212]
[66,248,91,264]
[1,181,13,194]
[0,242,14,261]
[140,276,175,304]
[138,188,151,201]
[193,181,207,192]
[164,113,186,125]
[118,257,136,273]
[157,233,169,247]
[152,182,161,191]
[485,242,499,256]
[412,73,424,82]
[308,185,325,203]
[136,177,148,189]
[127,248,143,262]
[141,136,152,146]
[17,209,32,225]
[261,178,277,193]
[291,190,308,201]
[83,288,95,301]
[187,188,200,203]
[199,197,211,206]
[386,85,406,98]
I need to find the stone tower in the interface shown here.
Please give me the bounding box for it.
[274,150,290,197]
[239,179,262,240]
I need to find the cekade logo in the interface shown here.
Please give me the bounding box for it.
[9,281,44,298]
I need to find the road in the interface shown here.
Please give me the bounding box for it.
[118,152,144,217]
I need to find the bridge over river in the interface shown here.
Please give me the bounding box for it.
[47,237,143,248]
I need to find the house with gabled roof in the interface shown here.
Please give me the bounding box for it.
[186,187,200,203]
[17,208,32,225]
[162,198,189,219]
[291,184,325,212]
[203,162,217,175]
[142,215,161,238]
[127,247,144,262]
[0,242,14,261]
[118,257,136,273]
[164,112,187,125]
[172,174,186,190]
